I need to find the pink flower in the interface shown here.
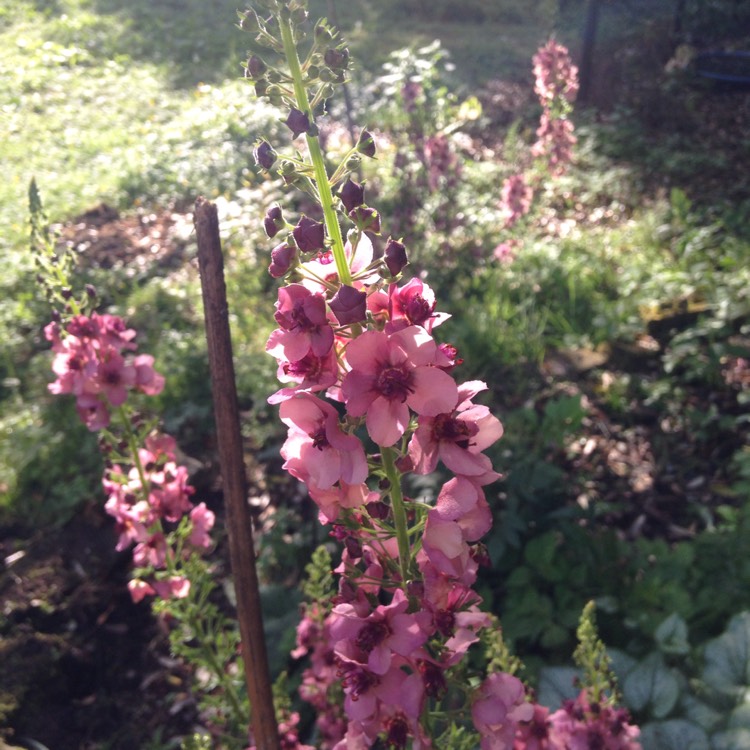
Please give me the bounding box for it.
[267,284,334,362]
[330,589,431,675]
[500,174,533,229]
[386,278,449,333]
[341,326,458,446]
[152,575,191,600]
[280,393,368,490]
[472,672,534,750]
[133,354,165,395]
[128,578,156,603]
[421,477,492,581]
[189,502,215,549]
[268,347,340,404]
[408,380,503,478]
[308,481,375,524]
[132,532,168,568]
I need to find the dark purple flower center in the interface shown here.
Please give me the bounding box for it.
[434,609,455,637]
[376,366,413,402]
[355,620,391,653]
[418,660,447,699]
[340,662,379,699]
[385,714,409,749]
[311,425,329,450]
[404,293,433,326]
[431,413,478,449]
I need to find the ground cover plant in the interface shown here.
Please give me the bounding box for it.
[1,0,750,748]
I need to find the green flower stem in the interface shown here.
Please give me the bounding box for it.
[278,15,351,286]
[117,405,150,495]
[381,447,411,587]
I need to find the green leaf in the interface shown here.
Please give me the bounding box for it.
[702,612,750,700]
[639,720,709,750]
[655,612,690,655]
[537,666,579,709]
[710,728,750,750]
[623,651,680,718]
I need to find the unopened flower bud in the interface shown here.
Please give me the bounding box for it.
[285,107,311,138]
[254,140,276,170]
[292,216,326,252]
[239,10,260,33]
[246,54,267,79]
[315,23,334,44]
[345,153,362,171]
[339,178,365,213]
[263,205,285,238]
[254,79,269,96]
[349,206,380,234]
[305,64,320,81]
[356,129,376,158]
[61,287,72,300]
[344,536,362,559]
[329,284,367,325]
[268,242,297,278]
[368,500,390,520]
[85,283,97,298]
[324,47,349,70]
[384,237,408,276]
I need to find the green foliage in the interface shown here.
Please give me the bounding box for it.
[574,601,619,705]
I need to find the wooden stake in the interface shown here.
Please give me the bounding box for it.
[194,197,280,750]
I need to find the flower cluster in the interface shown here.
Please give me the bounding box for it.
[45,312,164,430]
[46,312,215,603]
[531,39,578,174]
[104,433,215,602]
[515,691,641,750]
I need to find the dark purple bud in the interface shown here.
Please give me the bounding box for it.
[368,500,390,520]
[292,216,326,253]
[263,205,285,238]
[315,22,334,43]
[268,242,297,278]
[285,108,311,138]
[254,140,276,170]
[324,47,349,70]
[340,178,365,213]
[344,536,362,559]
[246,54,267,80]
[356,129,376,158]
[384,237,408,276]
[85,283,97,298]
[61,287,72,300]
[329,284,367,325]
[349,206,380,234]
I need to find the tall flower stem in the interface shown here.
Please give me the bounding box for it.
[278,14,352,286]
[381,447,411,587]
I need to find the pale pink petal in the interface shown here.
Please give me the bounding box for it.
[408,366,458,416]
[366,396,409,446]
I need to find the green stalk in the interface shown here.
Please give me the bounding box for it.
[117,405,150,494]
[381,447,411,587]
[278,15,351,286]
